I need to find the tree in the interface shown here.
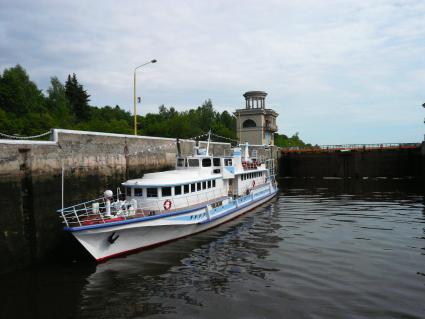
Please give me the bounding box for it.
[0,65,48,134]
[0,64,46,116]
[46,77,74,127]
[65,73,91,121]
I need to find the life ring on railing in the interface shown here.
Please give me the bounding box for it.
[163,199,172,210]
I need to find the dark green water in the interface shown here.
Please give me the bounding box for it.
[0,179,424,319]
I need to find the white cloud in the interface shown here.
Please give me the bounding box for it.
[0,0,424,143]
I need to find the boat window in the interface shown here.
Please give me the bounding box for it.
[224,159,232,166]
[197,182,202,191]
[184,184,190,194]
[126,187,132,196]
[174,185,182,195]
[202,158,211,167]
[202,181,207,189]
[134,188,143,196]
[212,180,216,187]
[208,180,211,188]
[162,187,172,197]
[147,188,158,198]
[213,158,221,166]
[213,168,221,174]
[191,183,196,192]
[188,159,199,167]
[177,158,185,167]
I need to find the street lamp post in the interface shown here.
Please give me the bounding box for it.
[422,103,425,141]
[133,59,157,135]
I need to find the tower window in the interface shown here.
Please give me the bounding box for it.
[242,119,256,128]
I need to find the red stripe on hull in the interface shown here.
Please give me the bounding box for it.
[96,191,278,262]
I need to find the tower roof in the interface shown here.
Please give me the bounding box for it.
[243,91,268,98]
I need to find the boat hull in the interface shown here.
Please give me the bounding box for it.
[70,188,278,261]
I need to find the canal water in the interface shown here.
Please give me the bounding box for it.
[0,179,424,319]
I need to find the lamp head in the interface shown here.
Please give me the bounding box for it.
[151,59,157,63]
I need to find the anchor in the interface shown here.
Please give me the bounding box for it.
[107,232,119,244]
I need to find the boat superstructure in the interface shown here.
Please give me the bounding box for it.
[58,142,278,261]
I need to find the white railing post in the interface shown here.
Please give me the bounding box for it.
[73,207,81,226]
[61,211,69,227]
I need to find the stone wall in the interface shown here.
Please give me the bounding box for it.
[0,129,231,273]
[280,147,424,179]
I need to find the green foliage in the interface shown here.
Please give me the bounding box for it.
[275,132,310,147]
[0,65,49,135]
[46,77,74,127]
[0,65,308,147]
[65,73,91,121]
[139,100,236,140]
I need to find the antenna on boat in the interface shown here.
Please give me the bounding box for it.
[176,137,181,157]
[206,130,211,156]
[61,161,64,211]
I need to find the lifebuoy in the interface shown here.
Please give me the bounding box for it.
[163,199,172,210]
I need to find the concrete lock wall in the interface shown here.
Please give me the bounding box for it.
[280,147,424,179]
[0,129,232,273]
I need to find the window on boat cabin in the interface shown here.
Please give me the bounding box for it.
[191,183,196,192]
[212,179,216,187]
[197,182,202,191]
[202,181,206,189]
[213,168,221,174]
[188,158,199,167]
[224,159,232,166]
[147,188,158,198]
[213,158,221,166]
[134,188,143,197]
[184,184,190,194]
[208,180,211,188]
[126,187,132,196]
[177,158,185,167]
[202,158,211,167]
[174,185,182,196]
[162,187,172,197]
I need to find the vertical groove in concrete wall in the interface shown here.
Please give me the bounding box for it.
[18,148,37,264]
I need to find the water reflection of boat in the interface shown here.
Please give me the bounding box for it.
[58,141,278,261]
[77,199,281,318]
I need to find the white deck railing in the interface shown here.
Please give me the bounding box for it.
[57,188,226,228]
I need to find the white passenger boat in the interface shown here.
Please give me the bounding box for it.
[58,142,278,261]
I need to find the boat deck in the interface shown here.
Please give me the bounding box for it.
[61,195,228,228]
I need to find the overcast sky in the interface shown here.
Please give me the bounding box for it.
[1,0,424,144]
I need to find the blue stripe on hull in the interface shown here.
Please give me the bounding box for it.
[67,187,278,233]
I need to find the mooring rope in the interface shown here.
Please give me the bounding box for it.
[0,130,52,140]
